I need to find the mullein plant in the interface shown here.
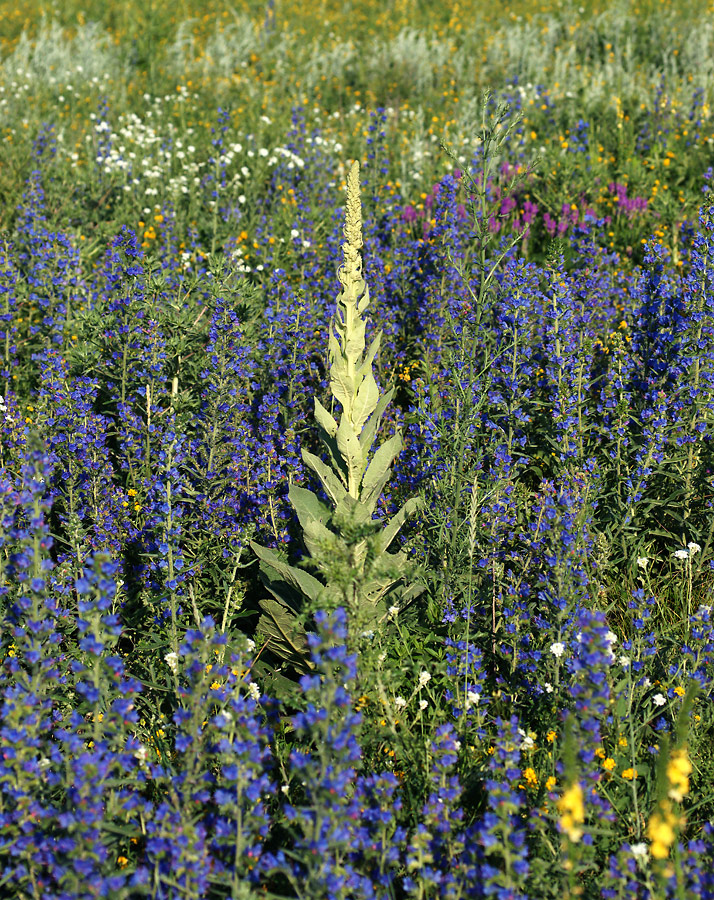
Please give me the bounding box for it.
[252,161,423,669]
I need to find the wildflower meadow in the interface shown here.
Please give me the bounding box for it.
[4,0,714,896]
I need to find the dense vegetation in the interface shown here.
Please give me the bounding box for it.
[2,1,714,897]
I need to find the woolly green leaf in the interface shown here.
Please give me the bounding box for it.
[359,387,394,456]
[289,484,332,531]
[330,347,354,415]
[375,496,423,554]
[357,282,371,316]
[333,492,373,528]
[360,433,403,514]
[289,485,336,559]
[314,397,338,439]
[251,541,324,605]
[344,317,367,368]
[256,597,314,673]
[336,416,365,495]
[355,331,382,383]
[301,449,347,506]
[351,368,380,436]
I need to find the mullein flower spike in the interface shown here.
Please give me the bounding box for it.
[252,162,423,665]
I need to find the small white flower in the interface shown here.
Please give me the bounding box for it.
[290,228,300,239]
[605,631,618,645]
[247,682,261,701]
[394,696,407,709]
[631,842,649,865]
[245,638,256,653]
[637,557,649,570]
[388,605,400,619]
[164,651,179,675]
[543,682,553,694]
[688,542,701,555]
[465,690,481,709]
[642,677,651,688]
[37,757,51,770]
[135,744,148,763]
[550,642,565,658]
[519,729,536,751]
[419,699,428,711]
[652,693,666,706]
[418,670,431,687]
[281,784,289,795]
[619,656,631,668]
[673,549,689,560]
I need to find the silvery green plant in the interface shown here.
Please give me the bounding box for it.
[252,161,423,670]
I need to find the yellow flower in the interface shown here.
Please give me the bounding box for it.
[522,767,538,788]
[621,767,638,781]
[667,747,692,802]
[117,855,129,869]
[602,757,616,772]
[647,801,680,859]
[557,782,585,843]
[545,775,557,791]
[594,747,606,759]
[546,730,557,743]
[618,735,628,748]
[673,685,685,698]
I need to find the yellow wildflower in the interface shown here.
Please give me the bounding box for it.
[522,767,538,789]
[602,758,616,772]
[667,747,692,803]
[621,767,638,781]
[557,782,585,843]
[647,801,680,859]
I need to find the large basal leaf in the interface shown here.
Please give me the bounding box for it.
[256,596,314,673]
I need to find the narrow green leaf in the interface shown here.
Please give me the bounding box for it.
[359,387,394,456]
[351,368,380,436]
[375,496,423,554]
[301,449,347,506]
[360,433,402,513]
[314,397,338,438]
[250,542,324,604]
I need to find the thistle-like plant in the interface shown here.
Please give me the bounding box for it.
[252,161,423,670]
